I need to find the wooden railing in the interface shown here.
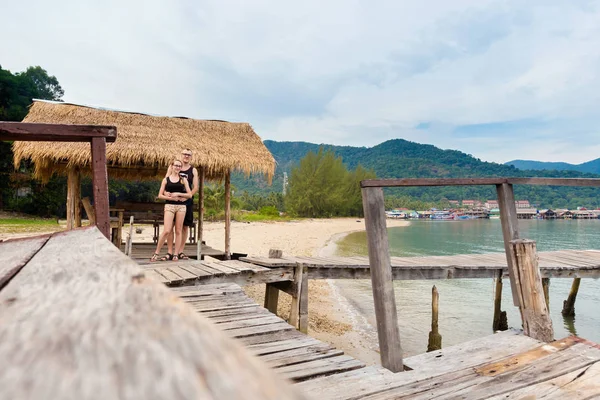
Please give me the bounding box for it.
[360,177,600,372]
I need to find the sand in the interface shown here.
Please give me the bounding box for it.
[2,216,411,365]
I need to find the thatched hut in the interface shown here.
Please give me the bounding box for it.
[13,100,276,258]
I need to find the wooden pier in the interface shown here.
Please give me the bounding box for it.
[3,227,600,399]
[139,250,600,288]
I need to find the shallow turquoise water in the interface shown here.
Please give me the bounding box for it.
[335,219,600,356]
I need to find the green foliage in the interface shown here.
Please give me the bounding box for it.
[285,148,376,217]
[1,64,64,214]
[238,191,284,211]
[258,205,279,216]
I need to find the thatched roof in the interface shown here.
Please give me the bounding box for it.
[13,100,275,183]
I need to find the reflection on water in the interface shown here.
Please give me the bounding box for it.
[335,219,600,356]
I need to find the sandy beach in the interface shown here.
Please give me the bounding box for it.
[2,217,410,365]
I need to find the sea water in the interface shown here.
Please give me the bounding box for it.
[335,219,600,356]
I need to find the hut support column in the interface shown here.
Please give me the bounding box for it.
[362,186,403,373]
[66,167,81,230]
[224,170,231,260]
[509,239,554,342]
[91,137,110,239]
[196,167,205,261]
[562,278,581,317]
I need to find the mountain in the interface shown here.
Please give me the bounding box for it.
[506,159,600,174]
[231,139,600,209]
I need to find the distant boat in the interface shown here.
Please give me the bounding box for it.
[431,211,454,220]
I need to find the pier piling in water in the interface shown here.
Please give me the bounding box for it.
[427,285,442,352]
[493,271,508,332]
[542,278,550,312]
[562,278,581,317]
[264,249,282,314]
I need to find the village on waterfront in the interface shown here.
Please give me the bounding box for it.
[387,198,600,220]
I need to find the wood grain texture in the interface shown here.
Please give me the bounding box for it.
[0,235,49,289]
[0,227,304,400]
[91,137,110,239]
[0,121,117,142]
[497,183,521,307]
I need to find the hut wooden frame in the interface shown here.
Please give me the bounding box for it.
[0,121,115,239]
[360,177,600,373]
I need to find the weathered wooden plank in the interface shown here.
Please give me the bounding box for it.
[217,315,283,330]
[362,339,600,400]
[362,186,403,372]
[239,329,305,346]
[91,137,110,239]
[276,355,365,382]
[151,266,184,284]
[167,266,197,282]
[177,264,214,278]
[0,121,117,142]
[360,177,600,188]
[497,183,521,307]
[199,305,262,319]
[240,256,298,267]
[209,309,272,324]
[266,347,343,368]
[247,337,322,356]
[200,261,241,275]
[0,235,49,289]
[486,361,600,399]
[143,269,171,284]
[225,321,295,338]
[0,227,303,400]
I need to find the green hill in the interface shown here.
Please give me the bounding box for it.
[506,159,600,174]
[232,139,600,209]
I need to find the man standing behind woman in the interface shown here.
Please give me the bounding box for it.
[165,148,199,260]
[151,159,192,262]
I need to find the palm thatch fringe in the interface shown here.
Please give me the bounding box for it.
[12,100,275,183]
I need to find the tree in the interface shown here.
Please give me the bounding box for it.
[1,65,64,212]
[285,148,376,217]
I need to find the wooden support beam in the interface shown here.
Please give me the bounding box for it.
[224,170,231,260]
[66,167,81,229]
[542,278,550,312]
[91,137,110,239]
[562,278,581,317]
[288,264,304,330]
[427,285,442,352]
[0,122,117,142]
[125,216,134,256]
[492,271,508,332]
[509,239,554,342]
[361,186,403,373]
[264,249,282,315]
[197,166,205,261]
[496,183,521,307]
[360,177,600,188]
[298,266,309,334]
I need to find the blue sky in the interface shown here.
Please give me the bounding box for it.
[2,0,599,164]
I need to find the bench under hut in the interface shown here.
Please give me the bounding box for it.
[12,99,276,259]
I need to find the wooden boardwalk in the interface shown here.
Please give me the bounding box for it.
[138,249,600,288]
[173,281,600,399]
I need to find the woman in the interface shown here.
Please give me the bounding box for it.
[150,159,192,261]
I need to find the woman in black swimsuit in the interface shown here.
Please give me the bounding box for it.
[150,159,192,261]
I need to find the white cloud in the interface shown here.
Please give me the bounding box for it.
[1,0,599,164]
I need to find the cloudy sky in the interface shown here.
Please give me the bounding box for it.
[2,0,599,164]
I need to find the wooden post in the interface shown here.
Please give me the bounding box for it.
[562,278,581,317]
[289,264,304,330]
[224,170,231,260]
[91,137,110,239]
[299,266,309,334]
[125,216,134,256]
[496,183,521,307]
[196,167,205,261]
[361,186,403,373]
[492,271,508,331]
[66,167,81,229]
[509,239,554,342]
[427,285,442,352]
[542,278,550,312]
[264,249,281,314]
